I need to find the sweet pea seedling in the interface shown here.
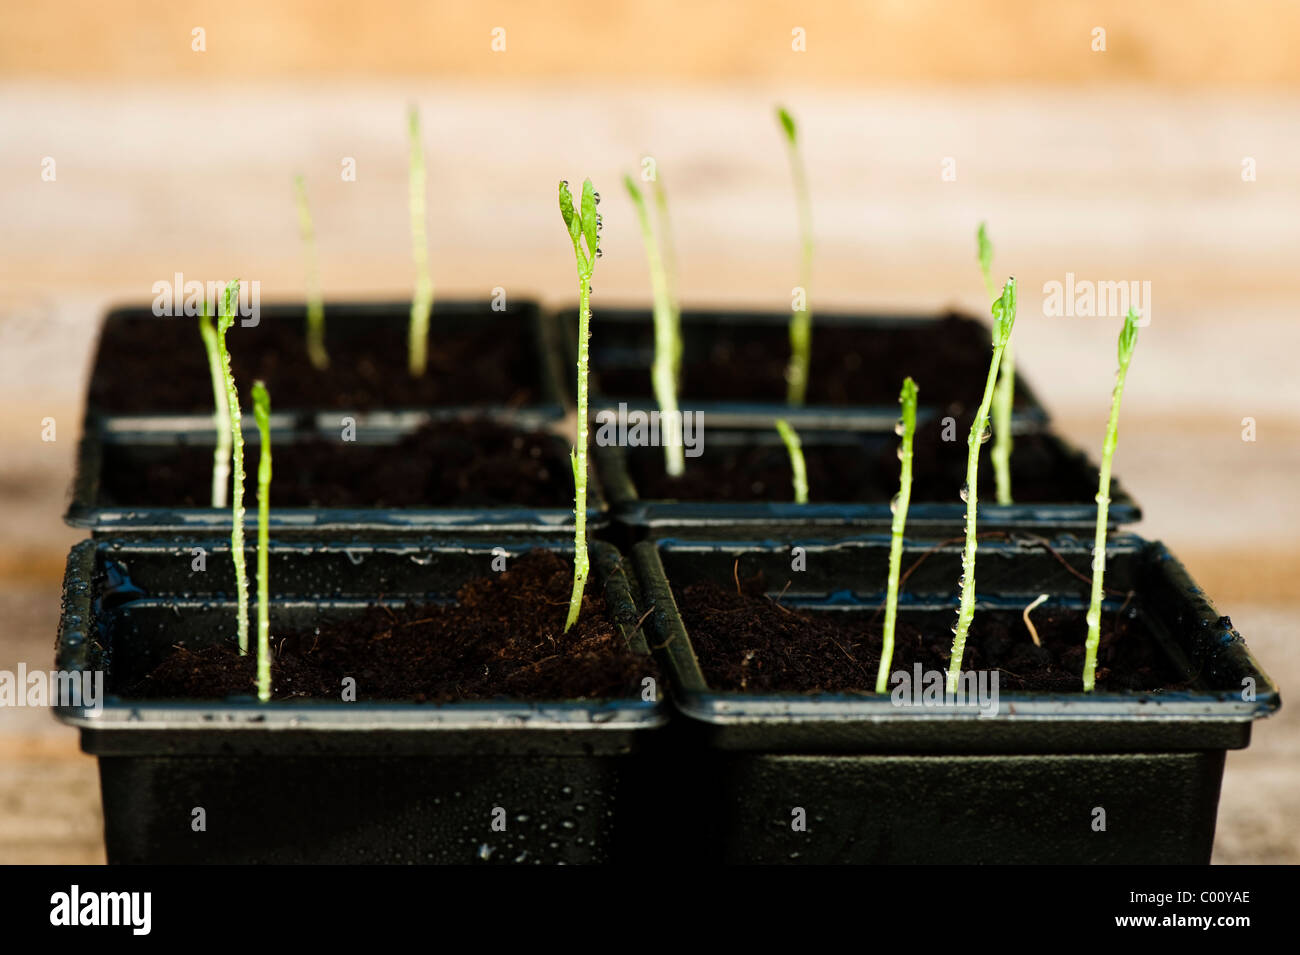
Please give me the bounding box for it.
[652,174,682,385]
[559,178,601,632]
[773,418,808,504]
[408,107,434,377]
[625,173,685,476]
[946,278,1017,692]
[776,106,814,405]
[979,223,1014,505]
[214,280,250,656]
[875,376,918,693]
[251,380,273,702]
[198,298,232,508]
[294,173,328,370]
[1083,308,1141,691]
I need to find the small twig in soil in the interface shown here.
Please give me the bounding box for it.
[627,606,656,643]
[767,579,795,615]
[651,633,678,651]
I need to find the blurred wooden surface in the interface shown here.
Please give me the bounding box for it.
[0,78,1296,864]
[5,1,1300,88]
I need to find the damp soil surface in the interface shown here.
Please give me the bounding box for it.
[128,551,649,702]
[591,312,1034,409]
[626,415,1094,503]
[675,571,1188,694]
[89,306,543,413]
[99,420,573,509]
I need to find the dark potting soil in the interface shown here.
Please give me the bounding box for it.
[592,313,1032,408]
[89,312,541,413]
[627,415,1094,503]
[675,574,1188,694]
[128,551,650,702]
[98,420,573,508]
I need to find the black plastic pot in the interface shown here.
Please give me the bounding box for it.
[633,534,1280,864]
[55,537,665,864]
[597,417,1139,534]
[559,305,1050,427]
[86,299,565,418]
[66,410,605,538]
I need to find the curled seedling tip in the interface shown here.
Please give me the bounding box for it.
[1118,307,1141,365]
[1022,593,1049,647]
[776,106,797,143]
[976,221,997,304]
[900,375,918,407]
[218,279,240,334]
[559,179,579,239]
[992,277,1017,345]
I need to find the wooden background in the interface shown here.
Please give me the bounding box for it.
[1,1,1297,863]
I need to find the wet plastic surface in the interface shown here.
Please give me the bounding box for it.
[56,538,665,864]
[632,534,1280,862]
[67,410,605,538]
[597,418,1140,534]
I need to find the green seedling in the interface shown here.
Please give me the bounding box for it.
[559,178,601,632]
[407,106,434,377]
[625,173,684,476]
[198,298,232,508]
[776,106,814,405]
[294,173,328,370]
[652,175,682,384]
[1083,308,1141,691]
[213,280,250,656]
[946,278,1017,692]
[875,376,918,693]
[980,222,1014,504]
[773,418,808,504]
[251,380,273,703]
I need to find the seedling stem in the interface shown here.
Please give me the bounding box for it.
[251,380,273,702]
[875,376,918,693]
[1083,308,1141,691]
[652,175,682,384]
[214,280,250,655]
[625,174,684,476]
[773,418,808,504]
[946,278,1017,692]
[408,107,434,377]
[294,174,328,370]
[980,223,1014,505]
[559,178,601,632]
[777,107,813,405]
[198,299,232,508]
